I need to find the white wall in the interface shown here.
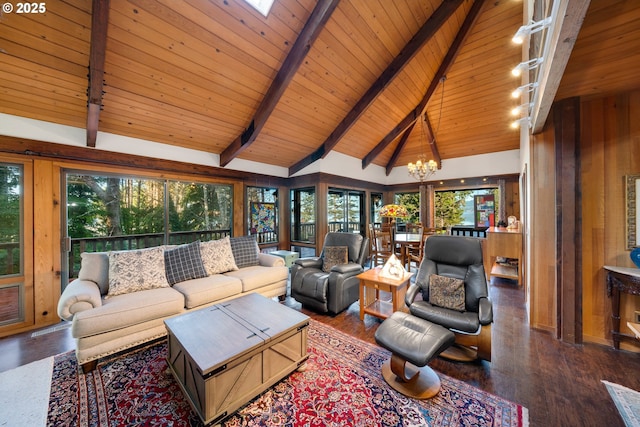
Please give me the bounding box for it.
[0,113,521,183]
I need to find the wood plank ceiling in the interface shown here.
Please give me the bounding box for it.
[1,0,637,177]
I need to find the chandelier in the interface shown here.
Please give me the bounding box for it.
[408,155,438,182]
[408,77,445,182]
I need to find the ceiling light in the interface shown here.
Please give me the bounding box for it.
[511,103,533,116]
[511,82,539,99]
[510,117,531,129]
[511,58,544,77]
[512,17,552,44]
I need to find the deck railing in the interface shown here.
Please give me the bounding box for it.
[69,230,231,278]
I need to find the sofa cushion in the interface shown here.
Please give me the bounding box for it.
[164,241,208,285]
[224,265,288,293]
[229,236,260,268]
[172,275,243,309]
[72,287,184,338]
[78,252,109,295]
[107,246,169,298]
[322,246,348,272]
[429,274,466,311]
[200,236,238,275]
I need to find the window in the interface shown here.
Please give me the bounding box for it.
[290,187,315,243]
[0,163,26,326]
[435,189,498,228]
[168,181,233,243]
[65,172,233,278]
[247,186,278,244]
[241,0,275,16]
[0,164,21,277]
[394,192,420,227]
[370,192,383,226]
[328,188,364,235]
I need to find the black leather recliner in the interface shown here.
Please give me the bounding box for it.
[291,232,369,314]
[405,235,493,362]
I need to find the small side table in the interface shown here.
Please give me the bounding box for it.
[271,250,299,268]
[604,265,640,349]
[357,267,414,321]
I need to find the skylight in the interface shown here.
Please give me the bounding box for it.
[242,0,275,17]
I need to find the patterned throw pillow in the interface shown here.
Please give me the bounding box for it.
[164,241,208,285]
[107,246,169,298]
[229,236,260,269]
[322,246,348,272]
[200,236,238,275]
[428,274,466,311]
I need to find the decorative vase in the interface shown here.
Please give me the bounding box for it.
[631,247,640,268]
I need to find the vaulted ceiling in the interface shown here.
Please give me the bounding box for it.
[1,0,639,177]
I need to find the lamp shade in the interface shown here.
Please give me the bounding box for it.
[379,204,409,219]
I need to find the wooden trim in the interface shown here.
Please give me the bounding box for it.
[0,135,288,186]
[553,97,582,343]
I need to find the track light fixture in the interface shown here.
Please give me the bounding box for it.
[511,82,539,99]
[510,117,531,129]
[511,57,544,77]
[511,103,533,117]
[512,17,552,44]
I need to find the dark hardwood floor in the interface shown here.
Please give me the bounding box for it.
[1,277,639,426]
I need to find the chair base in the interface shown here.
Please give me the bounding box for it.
[439,344,479,362]
[439,325,492,362]
[381,355,441,399]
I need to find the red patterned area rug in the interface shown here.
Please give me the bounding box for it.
[47,320,528,426]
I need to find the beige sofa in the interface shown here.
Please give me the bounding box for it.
[57,236,288,370]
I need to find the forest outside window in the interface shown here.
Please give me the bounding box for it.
[65,172,233,279]
[290,187,315,244]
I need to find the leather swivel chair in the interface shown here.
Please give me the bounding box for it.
[291,232,369,314]
[405,235,493,362]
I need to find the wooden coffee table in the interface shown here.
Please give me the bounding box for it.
[164,293,309,425]
[357,267,414,320]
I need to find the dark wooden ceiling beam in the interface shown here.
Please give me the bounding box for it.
[424,112,442,167]
[363,0,486,170]
[86,0,110,148]
[219,0,340,167]
[385,122,415,176]
[289,0,464,176]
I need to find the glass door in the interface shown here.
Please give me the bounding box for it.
[0,159,33,331]
[328,188,365,236]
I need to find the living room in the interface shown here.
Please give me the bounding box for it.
[1,0,639,425]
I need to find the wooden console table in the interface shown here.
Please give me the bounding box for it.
[605,265,640,349]
[485,227,523,285]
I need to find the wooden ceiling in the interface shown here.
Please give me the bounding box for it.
[1,0,639,177]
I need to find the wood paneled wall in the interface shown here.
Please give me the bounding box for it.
[581,90,640,350]
[529,89,640,352]
[530,115,558,334]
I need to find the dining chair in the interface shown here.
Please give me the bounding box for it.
[370,226,394,267]
[404,223,424,271]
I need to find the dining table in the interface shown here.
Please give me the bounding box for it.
[393,232,424,269]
